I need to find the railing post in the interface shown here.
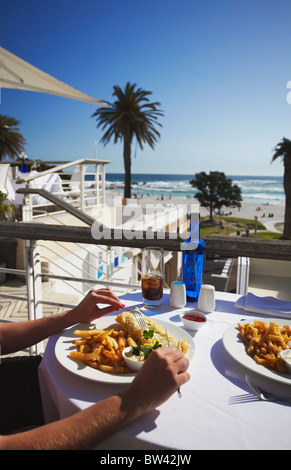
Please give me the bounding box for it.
[25,239,44,355]
[80,164,85,211]
[132,255,138,285]
[22,190,33,222]
[106,246,112,280]
[95,163,100,205]
[101,164,106,204]
[24,241,34,324]
[24,240,35,355]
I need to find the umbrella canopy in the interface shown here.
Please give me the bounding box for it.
[0,46,107,106]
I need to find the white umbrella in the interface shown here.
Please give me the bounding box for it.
[0,46,107,106]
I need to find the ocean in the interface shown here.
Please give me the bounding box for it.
[104,174,285,205]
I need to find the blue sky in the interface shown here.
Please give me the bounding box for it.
[1,0,291,176]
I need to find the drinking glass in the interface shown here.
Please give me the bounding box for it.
[141,247,164,308]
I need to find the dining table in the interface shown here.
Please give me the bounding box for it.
[38,289,291,450]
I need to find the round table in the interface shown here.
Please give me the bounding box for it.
[38,291,291,450]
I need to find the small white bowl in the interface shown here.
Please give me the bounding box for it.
[279,349,291,374]
[122,346,144,372]
[180,310,207,331]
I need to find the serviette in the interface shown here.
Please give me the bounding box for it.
[235,292,291,318]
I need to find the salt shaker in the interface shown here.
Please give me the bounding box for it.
[198,284,215,313]
[169,281,186,308]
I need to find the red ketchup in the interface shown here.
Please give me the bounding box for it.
[183,314,205,322]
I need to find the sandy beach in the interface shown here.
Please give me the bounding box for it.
[106,191,285,233]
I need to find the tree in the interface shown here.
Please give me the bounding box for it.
[0,115,26,161]
[272,137,291,239]
[92,82,163,198]
[190,171,242,221]
[0,191,15,221]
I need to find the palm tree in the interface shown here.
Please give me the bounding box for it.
[92,82,163,198]
[272,137,291,239]
[0,114,26,161]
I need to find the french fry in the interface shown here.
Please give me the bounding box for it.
[101,348,118,362]
[98,364,115,373]
[79,344,90,354]
[238,320,291,374]
[127,336,137,347]
[73,329,104,337]
[110,336,119,350]
[118,335,126,349]
[73,338,89,345]
[70,326,132,374]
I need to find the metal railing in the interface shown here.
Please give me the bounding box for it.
[12,158,111,220]
[1,182,291,354]
[16,183,141,298]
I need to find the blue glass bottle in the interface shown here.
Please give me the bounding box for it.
[21,158,27,173]
[182,214,206,302]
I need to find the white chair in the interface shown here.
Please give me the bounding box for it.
[0,164,15,201]
[69,165,87,198]
[0,164,10,195]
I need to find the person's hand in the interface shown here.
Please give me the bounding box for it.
[66,288,125,325]
[121,347,190,417]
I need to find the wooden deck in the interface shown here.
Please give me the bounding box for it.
[0,279,79,357]
[0,278,79,323]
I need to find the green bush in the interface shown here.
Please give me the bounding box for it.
[0,191,15,221]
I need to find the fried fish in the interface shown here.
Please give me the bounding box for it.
[116,309,190,355]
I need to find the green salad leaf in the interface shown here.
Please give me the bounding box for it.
[143,329,154,339]
[131,330,161,360]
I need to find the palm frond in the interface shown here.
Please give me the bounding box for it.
[0,115,26,161]
[92,82,164,150]
[272,137,291,162]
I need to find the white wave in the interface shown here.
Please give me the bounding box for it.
[243,193,285,203]
[105,175,285,204]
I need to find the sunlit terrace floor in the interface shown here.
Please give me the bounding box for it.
[0,278,80,357]
[0,278,79,322]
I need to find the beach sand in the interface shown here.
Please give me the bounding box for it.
[106,191,285,232]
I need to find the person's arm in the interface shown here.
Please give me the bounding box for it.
[0,288,125,355]
[0,347,190,450]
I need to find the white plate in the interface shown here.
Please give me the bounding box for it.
[223,318,291,385]
[55,315,195,384]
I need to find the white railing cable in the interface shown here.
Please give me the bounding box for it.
[37,271,140,290]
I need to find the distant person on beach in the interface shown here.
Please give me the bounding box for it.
[0,288,190,450]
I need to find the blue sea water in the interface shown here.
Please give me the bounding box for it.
[104,173,285,204]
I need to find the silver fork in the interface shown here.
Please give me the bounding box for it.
[122,307,148,330]
[245,375,291,404]
[134,309,148,330]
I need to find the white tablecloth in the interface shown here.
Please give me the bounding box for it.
[38,291,291,450]
[12,171,63,205]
